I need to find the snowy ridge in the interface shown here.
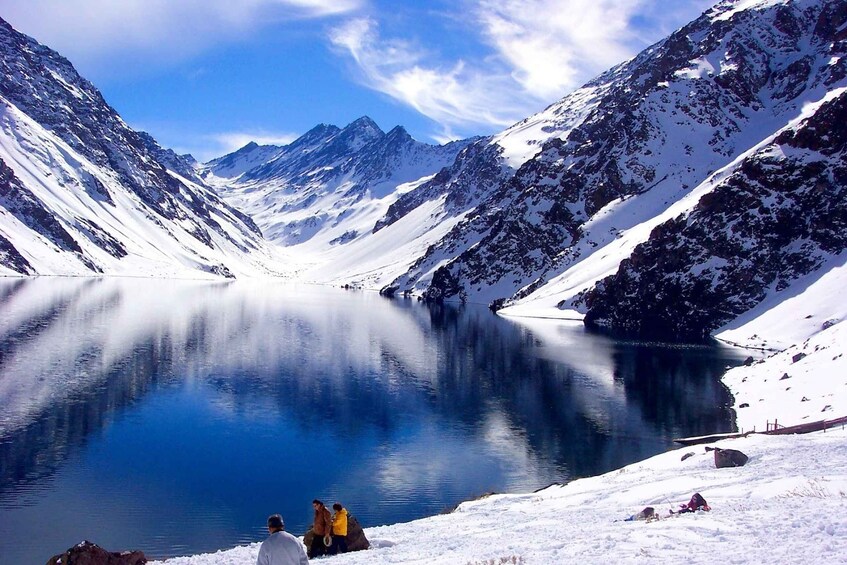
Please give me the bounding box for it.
[580,85,847,340]
[0,17,291,278]
[362,0,847,314]
[204,117,475,286]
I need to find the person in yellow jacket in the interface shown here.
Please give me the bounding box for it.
[329,502,349,555]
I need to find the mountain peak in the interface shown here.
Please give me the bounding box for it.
[294,123,341,147]
[345,116,382,133]
[386,125,410,138]
[334,116,384,152]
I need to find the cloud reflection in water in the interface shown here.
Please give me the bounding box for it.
[0,278,743,561]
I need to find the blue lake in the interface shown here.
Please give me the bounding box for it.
[0,278,747,563]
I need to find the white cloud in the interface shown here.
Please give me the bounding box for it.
[329,0,716,140]
[474,0,648,100]
[330,18,539,142]
[2,0,363,74]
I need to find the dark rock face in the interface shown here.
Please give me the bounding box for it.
[0,157,93,272]
[583,91,847,340]
[46,541,146,565]
[381,0,847,316]
[0,230,33,274]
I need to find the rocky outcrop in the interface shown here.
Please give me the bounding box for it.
[46,541,146,565]
[582,90,847,340]
[712,447,749,468]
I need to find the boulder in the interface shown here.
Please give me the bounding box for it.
[346,515,370,552]
[46,541,146,565]
[713,447,749,468]
[303,529,315,552]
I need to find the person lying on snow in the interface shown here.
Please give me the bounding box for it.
[622,493,710,522]
[671,492,711,514]
[624,506,657,521]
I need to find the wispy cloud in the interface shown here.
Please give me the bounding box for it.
[330,17,537,142]
[330,0,714,140]
[3,0,364,74]
[474,0,647,100]
[212,131,300,152]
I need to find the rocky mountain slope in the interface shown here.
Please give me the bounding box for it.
[357,0,847,341]
[0,17,287,278]
[3,0,844,348]
[582,87,847,340]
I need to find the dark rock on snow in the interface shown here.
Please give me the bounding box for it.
[0,16,263,275]
[46,541,146,565]
[712,447,749,468]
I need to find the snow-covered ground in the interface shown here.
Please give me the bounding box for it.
[154,310,847,564]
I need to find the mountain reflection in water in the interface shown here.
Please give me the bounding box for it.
[0,278,744,562]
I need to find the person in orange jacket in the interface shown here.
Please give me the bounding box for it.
[329,502,349,555]
[308,499,332,558]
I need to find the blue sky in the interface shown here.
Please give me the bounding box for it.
[3,0,715,161]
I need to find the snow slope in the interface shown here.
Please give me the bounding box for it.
[0,101,291,278]
[0,17,294,279]
[355,0,847,317]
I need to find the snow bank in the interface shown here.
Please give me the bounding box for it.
[722,320,847,433]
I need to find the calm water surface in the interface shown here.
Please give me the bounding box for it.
[0,278,747,563]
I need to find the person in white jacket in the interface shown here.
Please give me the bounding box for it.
[257,514,309,565]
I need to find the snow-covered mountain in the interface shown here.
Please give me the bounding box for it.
[581,87,847,340]
[199,0,847,346]
[3,0,845,350]
[363,0,845,320]
[232,0,833,349]
[0,17,289,278]
[202,117,475,262]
